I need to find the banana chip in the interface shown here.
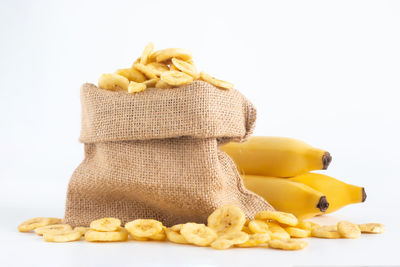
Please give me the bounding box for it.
[128,81,146,93]
[248,220,269,234]
[180,223,217,246]
[140,42,154,65]
[207,205,246,235]
[156,48,192,62]
[18,217,62,232]
[284,227,310,238]
[160,71,193,86]
[236,233,271,248]
[34,224,72,236]
[267,222,291,240]
[255,211,298,226]
[311,225,341,239]
[90,218,121,232]
[337,221,361,239]
[85,228,128,242]
[166,228,189,244]
[74,227,90,236]
[211,231,249,250]
[171,58,198,79]
[142,78,159,87]
[116,68,147,83]
[147,62,169,76]
[155,80,172,89]
[133,63,158,79]
[296,221,312,231]
[98,73,129,91]
[43,230,82,243]
[125,219,163,238]
[358,223,385,234]
[200,72,233,90]
[149,227,167,241]
[269,239,308,251]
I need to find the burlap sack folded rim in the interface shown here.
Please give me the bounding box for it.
[79,81,257,144]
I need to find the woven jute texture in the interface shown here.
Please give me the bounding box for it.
[64,81,273,227]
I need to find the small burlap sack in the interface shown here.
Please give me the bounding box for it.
[64,80,273,227]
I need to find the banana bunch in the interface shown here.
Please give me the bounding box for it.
[221,136,366,220]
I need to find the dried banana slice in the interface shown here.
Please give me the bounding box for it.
[296,221,312,230]
[311,225,341,239]
[140,42,154,65]
[125,219,163,238]
[284,227,310,238]
[267,222,291,240]
[35,224,72,236]
[207,205,246,235]
[199,72,233,90]
[171,58,198,79]
[98,73,129,91]
[18,217,62,232]
[210,231,249,250]
[269,239,308,250]
[337,221,361,239]
[142,78,160,87]
[85,228,128,242]
[155,80,172,89]
[180,223,217,246]
[255,211,298,226]
[149,227,167,241]
[43,230,82,242]
[128,81,146,93]
[74,227,90,236]
[357,223,385,234]
[160,71,193,86]
[236,233,271,248]
[309,222,321,229]
[156,48,192,62]
[133,63,158,79]
[90,218,121,232]
[241,225,252,234]
[169,63,179,71]
[248,220,269,234]
[147,62,169,76]
[115,68,147,83]
[166,228,188,244]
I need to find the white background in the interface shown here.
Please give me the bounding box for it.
[1,0,399,266]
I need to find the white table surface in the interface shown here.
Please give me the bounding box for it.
[1,176,399,267]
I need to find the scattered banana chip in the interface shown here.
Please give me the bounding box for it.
[207,205,246,235]
[267,222,291,240]
[255,211,298,226]
[34,224,72,236]
[296,221,312,231]
[180,223,217,246]
[147,62,169,76]
[74,227,90,236]
[18,217,62,232]
[155,48,192,62]
[285,227,310,238]
[358,223,385,234]
[248,220,269,234]
[140,42,154,65]
[116,68,147,83]
[90,218,121,232]
[43,230,82,243]
[200,72,233,90]
[236,233,271,248]
[311,225,341,239]
[125,219,163,238]
[308,222,320,229]
[98,73,129,91]
[85,228,128,242]
[128,81,146,94]
[155,80,172,89]
[133,63,158,79]
[211,231,249,250]
[171,58,198,79]
[166,228,189,244]
[160,71,193,86]
[337,221,361,239]
[142,78,159,87]
[268,239,308,251]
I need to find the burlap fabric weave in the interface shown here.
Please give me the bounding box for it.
[64,80,273,227]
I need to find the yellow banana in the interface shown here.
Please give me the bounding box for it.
[221,136,332,178]
[288,173,366,214]
[242,175,329,220]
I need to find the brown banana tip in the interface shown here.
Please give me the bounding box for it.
[317,196,329,212]
[322,152,332,170]
[362,187,367,202]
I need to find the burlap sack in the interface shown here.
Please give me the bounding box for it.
[64,80,273,227]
